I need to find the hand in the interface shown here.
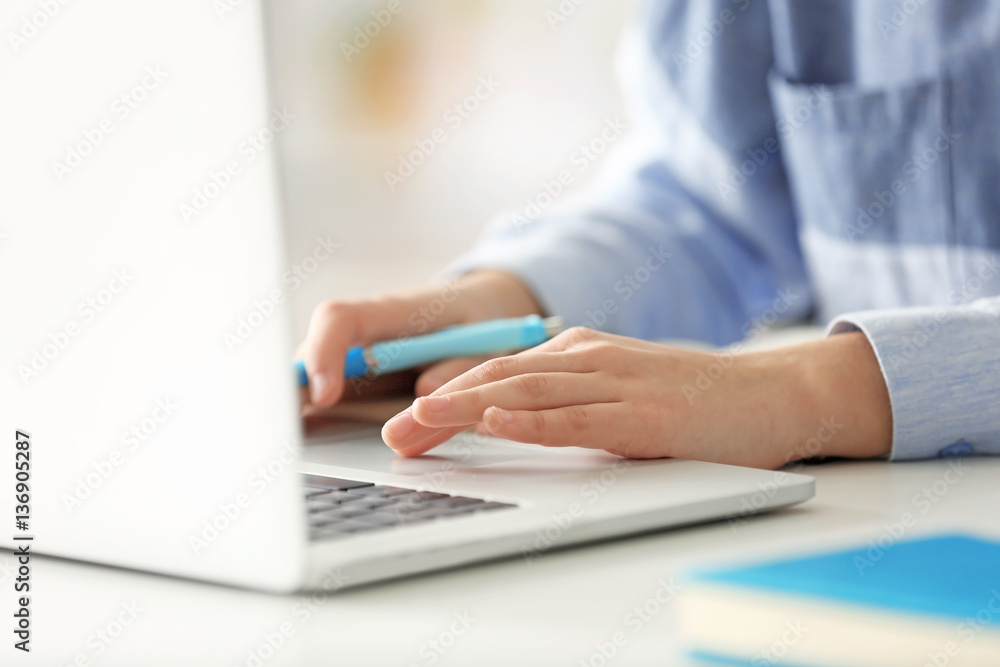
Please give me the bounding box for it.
[382,327,892,469]
[299,270,543,408]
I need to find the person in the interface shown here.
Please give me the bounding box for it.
[299,0,1000,470]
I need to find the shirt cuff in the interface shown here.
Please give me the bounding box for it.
[826,301,1000,461]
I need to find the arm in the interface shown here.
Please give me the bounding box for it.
[382,326,892,469]
[829,296,1000,460]
[443,0,812,346]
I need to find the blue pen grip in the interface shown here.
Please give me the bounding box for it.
[295,349,369,386]
[344,347,368,378]
[369,315,547,376]
[294,315,550,384]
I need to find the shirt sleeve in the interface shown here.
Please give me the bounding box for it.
[827,296,1000,460]
[440,0,813,346]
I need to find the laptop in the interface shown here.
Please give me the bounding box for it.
[0,0,813,592]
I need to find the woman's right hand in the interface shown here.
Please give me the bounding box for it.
[299,269,544,408]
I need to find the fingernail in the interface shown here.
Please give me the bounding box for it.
[418,395,450,413]
[310,373,330,404]
[382,409,416,443]
[490,407,515,425]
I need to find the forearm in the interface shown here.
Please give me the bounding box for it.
[456,270,545,322]
[361,269,542,337]
[788,332,892,462]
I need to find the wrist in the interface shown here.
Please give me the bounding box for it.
[777,332,893,462]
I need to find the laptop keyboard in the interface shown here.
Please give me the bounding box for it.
[303,474,517,542]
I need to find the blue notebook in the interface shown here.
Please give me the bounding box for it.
[676,534,1000,667]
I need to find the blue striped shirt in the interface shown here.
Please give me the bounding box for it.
[444,0,1000,461]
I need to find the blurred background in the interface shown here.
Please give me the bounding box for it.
[263,0,639,338]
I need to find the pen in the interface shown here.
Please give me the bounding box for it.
[295,314,564,384]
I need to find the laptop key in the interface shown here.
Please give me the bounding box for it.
[302,477,520,541]
[306,500,339,513]
[414,491,451,500]
[354,512,408,527]
[386,499,431,514]
[351,497,398,509]
[474,502,517,512]
[428,496,484,508]
[303,475,374,491]
[381,487,417,497]
[396,507,461,523]
[336,519,388,532]
[345,486,397,497]
[313,506,370,523]
[322,490,361,503]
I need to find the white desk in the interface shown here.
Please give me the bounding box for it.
[7,457,1000,666]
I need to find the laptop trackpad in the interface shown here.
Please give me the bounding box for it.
[301,432,547,475]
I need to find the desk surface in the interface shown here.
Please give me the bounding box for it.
[7,457,1000,667]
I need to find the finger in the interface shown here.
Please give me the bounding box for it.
[530,325,648,353]
[415,356,491,397]
[411,372,615,428]
[302,298,462,407]
[430,350,597,398]
[380,409,470,457]
[391,426,472,458]
[302,303,363,407]
[481,403,635,451]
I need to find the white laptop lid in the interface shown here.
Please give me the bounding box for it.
[0,0,306,591]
